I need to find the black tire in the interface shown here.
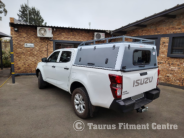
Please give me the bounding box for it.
[72,87,90,119]
[38,72,47,89]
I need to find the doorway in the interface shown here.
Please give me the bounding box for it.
[53,40,82,50]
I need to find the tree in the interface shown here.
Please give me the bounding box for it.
[0,0,8,21]
[17,4,47,26]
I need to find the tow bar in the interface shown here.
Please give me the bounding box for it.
[136,106,148,113]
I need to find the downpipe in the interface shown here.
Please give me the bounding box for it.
[136,106,148,113]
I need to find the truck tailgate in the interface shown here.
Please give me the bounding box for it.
[121,68,158,99]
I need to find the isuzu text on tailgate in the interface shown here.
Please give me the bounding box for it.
[133,77,153,87]
[36,35,160,119]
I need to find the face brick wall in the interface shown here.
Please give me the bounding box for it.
[158,37,184,86]
[10,19,110,74]
[124,13,184,86]
[126,13,184,36]
[10,12,184,86]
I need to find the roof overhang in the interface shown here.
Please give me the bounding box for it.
[9,22,111,33]
[112,4,184,35]
[0,32,11,38]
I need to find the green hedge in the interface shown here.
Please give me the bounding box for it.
[2,60,11,68]
[0,50,11,68]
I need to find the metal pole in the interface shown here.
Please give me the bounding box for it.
[0,40,3,70]
[27,0,29,24]
[47,40,48,57]
[10,38,15,83]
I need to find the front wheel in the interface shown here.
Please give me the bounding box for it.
[72,87,90,119]
[38,72,47,89]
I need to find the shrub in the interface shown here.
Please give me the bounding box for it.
[2,59,11,68]
[0,50,11,68]
[2,50,10,61]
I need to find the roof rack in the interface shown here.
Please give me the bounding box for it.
[79,35,155,47]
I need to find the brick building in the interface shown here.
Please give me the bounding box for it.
[9,4,184,87]
[9,18,110,74]
[112,4,184,87]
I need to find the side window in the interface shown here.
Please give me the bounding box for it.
[48,51,60,62]
[59,51,72,63]
[167,34,184,58]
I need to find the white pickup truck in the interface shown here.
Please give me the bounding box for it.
[36,36,160,119]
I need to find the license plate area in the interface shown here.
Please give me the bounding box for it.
[131,93,144,101]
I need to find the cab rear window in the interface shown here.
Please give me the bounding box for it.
[133,50,151,65]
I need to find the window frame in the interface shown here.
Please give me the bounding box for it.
[167,34,184,58]
[55,43,75,49]
[52,40,82,50]
[59,51,72,63]
[47,51,60,63]
[133,49,151,66]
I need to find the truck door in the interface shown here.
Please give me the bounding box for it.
[43,51,60,84]
[54,50,73,91]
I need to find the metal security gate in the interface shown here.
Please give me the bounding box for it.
[0,32,15,83]
[0,41,11,70]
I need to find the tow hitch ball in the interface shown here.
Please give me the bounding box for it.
[136,106,148,113]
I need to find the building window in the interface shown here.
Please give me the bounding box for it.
[171,37,184,54]
[53,41,84,50]
[167,34,184,58]
[55,43,74,49]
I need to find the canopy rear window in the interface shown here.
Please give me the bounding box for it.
[133,50,151,65]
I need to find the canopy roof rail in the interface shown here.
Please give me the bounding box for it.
[79,35,155,47]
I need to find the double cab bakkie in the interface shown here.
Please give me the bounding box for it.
[36,35,160,119]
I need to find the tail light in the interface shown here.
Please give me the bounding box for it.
[157,69,160,86]
[109,74,122,99]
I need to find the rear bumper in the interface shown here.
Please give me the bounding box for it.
[109,87,160,113]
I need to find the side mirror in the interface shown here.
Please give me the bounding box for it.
[42,57,48,62]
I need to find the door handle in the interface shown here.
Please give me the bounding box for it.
[52,66,55,68]
[64,67,69,70]
[140,72,147,76]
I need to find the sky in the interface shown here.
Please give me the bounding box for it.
[0,0,184,36]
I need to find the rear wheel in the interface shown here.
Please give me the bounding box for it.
[72,87,90,119]
[38,72,47,89]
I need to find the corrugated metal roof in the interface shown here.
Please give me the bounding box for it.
[112,3,184,35]
[0,32,11,38]
[10,18,111,33]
